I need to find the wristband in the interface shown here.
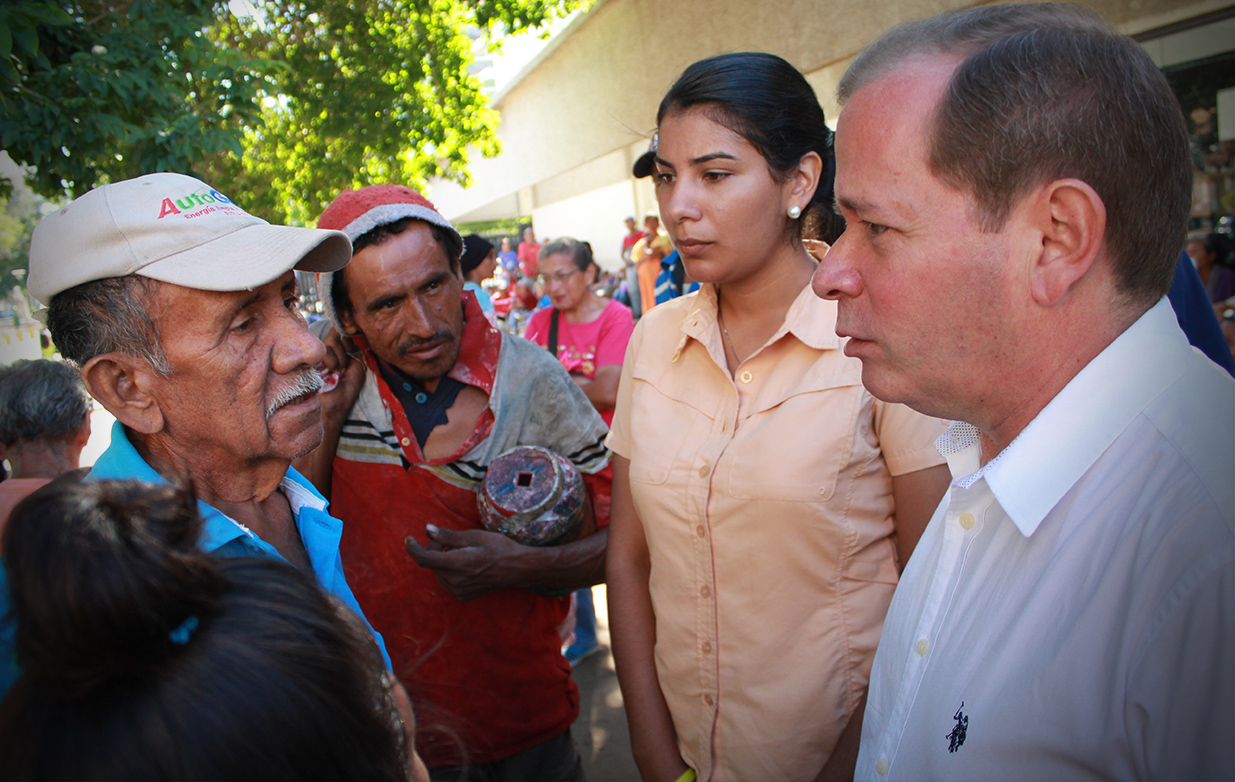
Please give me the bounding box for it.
[673,769,697,782]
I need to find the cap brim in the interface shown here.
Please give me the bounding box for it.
[137,224,352,292]
[633,151,656,179]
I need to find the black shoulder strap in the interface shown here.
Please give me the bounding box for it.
[547,308,560,357]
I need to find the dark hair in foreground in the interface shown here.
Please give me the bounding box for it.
[657,51,843,244]
[0,477,407,781]
[840,3,1191,309]
[0,360,91,447]
[331,216,464,326]
[539,236,596,272]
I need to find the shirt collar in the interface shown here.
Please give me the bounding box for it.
[941,298,1191,537]
[89,420,328,552]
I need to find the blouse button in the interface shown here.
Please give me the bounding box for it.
[739,370,753,384]
[400,437,411,447]
[701,641,713,654]
[671,347,682,363]
[700,585,711,598]
[696,525,706,538]
[698,465,710,478]
[959,512,976,530]
[704,694,715,706]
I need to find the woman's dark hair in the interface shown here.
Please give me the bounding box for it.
[657,52,843,243]
[538,236,595,272]
[0,476,406,781]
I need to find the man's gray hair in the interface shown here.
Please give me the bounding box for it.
[839,3,1191,309]
[45,276,171,375]
[0,359,92,447]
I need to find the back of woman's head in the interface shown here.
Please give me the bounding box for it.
[658,52,843,242]
[539,236,595,272]
[0,477,406,781]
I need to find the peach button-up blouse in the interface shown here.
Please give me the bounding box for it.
[607,283,947,782]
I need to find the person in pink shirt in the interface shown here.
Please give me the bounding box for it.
[525,238,635,428]
[517,227,542,278]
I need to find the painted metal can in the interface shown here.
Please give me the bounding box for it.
[478,445,587,546]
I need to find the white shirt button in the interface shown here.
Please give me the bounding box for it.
[739,370,753,384]
[916,638,930,656]
[959,511,976,530]
[876,758,889,776]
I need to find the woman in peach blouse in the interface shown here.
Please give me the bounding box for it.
[605,53,953,782]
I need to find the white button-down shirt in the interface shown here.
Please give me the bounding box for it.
[857,298,1234,781]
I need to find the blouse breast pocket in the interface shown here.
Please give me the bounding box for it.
[625,365,716,486]
[726,366,865,502]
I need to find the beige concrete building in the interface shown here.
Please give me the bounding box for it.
[429,0,1235,270]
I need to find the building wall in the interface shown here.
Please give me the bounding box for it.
[429,0,1234,269]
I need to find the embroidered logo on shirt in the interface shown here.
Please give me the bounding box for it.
[946,702,968,753]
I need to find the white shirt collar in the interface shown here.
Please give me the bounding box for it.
[936,297,1193,537]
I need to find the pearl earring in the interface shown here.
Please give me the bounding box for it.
[788,205,802,220]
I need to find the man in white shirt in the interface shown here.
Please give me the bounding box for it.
[812,4,1234,780]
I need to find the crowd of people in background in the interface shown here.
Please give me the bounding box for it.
[0,4,1233,782]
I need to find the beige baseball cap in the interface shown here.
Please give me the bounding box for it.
[28,172,352,306]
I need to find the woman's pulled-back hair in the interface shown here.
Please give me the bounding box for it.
[0,476,406,781]
[539,236,595,272]
[657,52,843,243]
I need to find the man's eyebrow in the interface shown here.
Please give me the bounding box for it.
[365,292,405,313]
[421,271,453,291]
[224,291,263,324]
[836,195,884,216]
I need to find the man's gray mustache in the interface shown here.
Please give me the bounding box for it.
[266,369,324,419]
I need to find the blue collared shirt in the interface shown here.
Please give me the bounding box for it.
[0,421,389,694]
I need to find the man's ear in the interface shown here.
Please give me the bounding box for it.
[80,353,165,435]
[1024,178,1107,307]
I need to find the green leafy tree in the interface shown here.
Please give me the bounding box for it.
[0,1,275,201]
[1,0,582,224]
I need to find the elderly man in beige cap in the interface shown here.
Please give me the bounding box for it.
[5,173,389,679]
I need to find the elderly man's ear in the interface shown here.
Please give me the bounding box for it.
[80,353,165,435]
[1021,178,1107,308]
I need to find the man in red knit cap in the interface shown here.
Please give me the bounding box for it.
[302,185,609,781]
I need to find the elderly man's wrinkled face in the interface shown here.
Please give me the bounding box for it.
[340,221,464,392]
[146,271,327,463]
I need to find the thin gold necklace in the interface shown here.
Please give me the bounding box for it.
[717,292,739,363]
